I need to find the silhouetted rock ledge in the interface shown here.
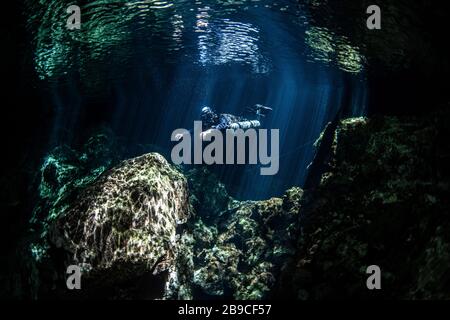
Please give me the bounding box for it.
[275,111,450,299]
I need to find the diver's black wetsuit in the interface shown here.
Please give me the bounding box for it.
[200,105,271,133]
[204,113,261,131]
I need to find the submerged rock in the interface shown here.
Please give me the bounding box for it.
[25,110,450,300]
[26,131,124,298]
[49,153,191,298]
[187,168,302,299]
[276,110,450,299]
[186,167,235,220]
[29,149,303,300]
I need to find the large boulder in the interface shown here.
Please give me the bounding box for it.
[49,153,191,298]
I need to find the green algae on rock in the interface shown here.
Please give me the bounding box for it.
[50,153,191,296]
[276,111,450,299]
[25,110,450,300]
[187,167,303,299]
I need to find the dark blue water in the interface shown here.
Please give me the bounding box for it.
[28,0,368,200]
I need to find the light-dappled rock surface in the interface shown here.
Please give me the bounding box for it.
[49,153,191,298]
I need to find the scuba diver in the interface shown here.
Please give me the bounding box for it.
[199,104,272,138]
[174,104,272,140]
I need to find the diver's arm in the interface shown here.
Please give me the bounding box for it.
[214,117,230,130]
[198,116,228,138]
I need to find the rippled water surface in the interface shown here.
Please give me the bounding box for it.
[27,0,365,83]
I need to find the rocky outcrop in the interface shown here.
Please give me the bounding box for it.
[28,149,302,299]
[31,131,122,246]
[186,167,235,220]
[49,153,191,298]
[24,110,450,300]
[276,110,450,299]
[190,185,302,299]
[26,131,125,298]
[27,144,193,299]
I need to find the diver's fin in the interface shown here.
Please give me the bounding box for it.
[245,104,273,116]
[255,104,272,117]
[255,104,272,112]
